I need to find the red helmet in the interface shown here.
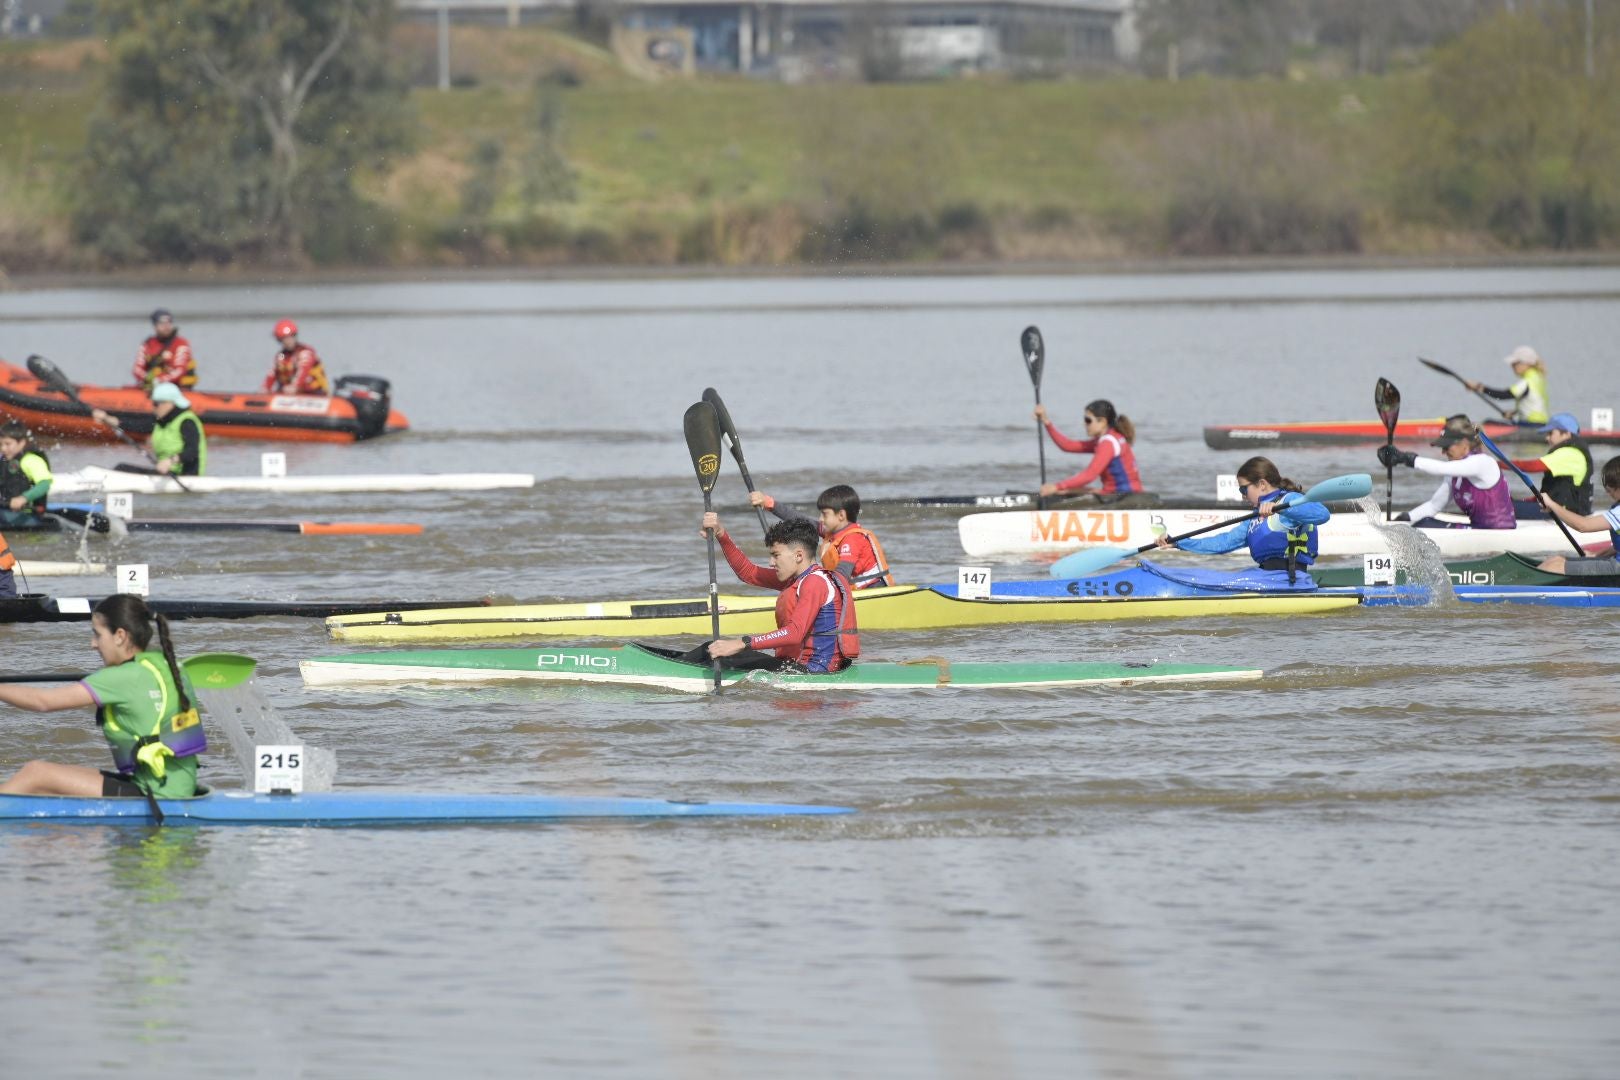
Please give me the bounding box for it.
[273,319,298,339]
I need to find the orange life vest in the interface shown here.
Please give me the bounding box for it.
[820,524,894,589]
[0,530,14,571]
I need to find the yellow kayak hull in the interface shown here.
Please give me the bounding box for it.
[325,586,1359,643]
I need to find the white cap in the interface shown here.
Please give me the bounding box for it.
[1504,345,1540,366]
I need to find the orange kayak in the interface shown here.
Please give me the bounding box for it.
[0,360,409,443]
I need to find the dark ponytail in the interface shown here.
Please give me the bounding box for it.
[1085,399,1135,444]
[94,594,191,714]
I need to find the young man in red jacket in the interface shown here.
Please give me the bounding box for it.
[698,514,859,674]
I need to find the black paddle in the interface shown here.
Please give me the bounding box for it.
[26,354,192,493]
[702,387,770,541]
[1021,326,1048,510]
[1478,430,1585,557]
[1375,378,1400,520]
[682,400,726,691]
[1417,357,1515,420]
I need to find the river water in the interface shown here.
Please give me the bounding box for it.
[1,267,1617,1078]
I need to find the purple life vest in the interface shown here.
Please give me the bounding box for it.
[1449,456,1515,529]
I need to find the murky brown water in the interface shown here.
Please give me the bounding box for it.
[2,267,1618,1078]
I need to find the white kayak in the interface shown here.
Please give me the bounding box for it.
[958,507,1610,560]
[49,466,535,496]
[15,559,109,577]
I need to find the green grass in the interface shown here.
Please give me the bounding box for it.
[0,25,1548,270]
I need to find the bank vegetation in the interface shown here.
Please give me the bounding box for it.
[0,2,1617,276]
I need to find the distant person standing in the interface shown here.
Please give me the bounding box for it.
[264,319,330,396]
[1465,346,1549,425]
[133,308,198,391]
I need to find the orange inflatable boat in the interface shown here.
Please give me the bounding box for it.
[0,360,409,443]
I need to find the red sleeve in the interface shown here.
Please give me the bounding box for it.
[1054,439,1117,492]
[718,531,781,590]
[166,341,193,383]
[749,573,827,652]
[1043,421,1097,455]
[1514,457,1548,473]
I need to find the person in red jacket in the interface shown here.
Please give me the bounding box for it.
[264,319,331,395]
[1033,398,1142,497]
[699,514,859,674]
[132,309,198,391]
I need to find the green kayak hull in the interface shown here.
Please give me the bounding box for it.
[1310,551,1620,588]
[301,643,1263,693]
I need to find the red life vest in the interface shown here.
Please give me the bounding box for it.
[134,334,198,390]
[265,344,330,395]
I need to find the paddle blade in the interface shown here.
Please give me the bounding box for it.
[1374,378,1400,437]
[1020,326,1044,388]
[1417,357,1459,379]
[26,354,80,400]
[682,401,723,496]
[702,387,740,445]
[1049,545,1134,579]
[182,652,258,690]
[1301,473,1373,503]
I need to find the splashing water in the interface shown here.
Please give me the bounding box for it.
[1353,495,1458,607]
[193,678,339,792]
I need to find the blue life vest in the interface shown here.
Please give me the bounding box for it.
[1244,493,1320,567]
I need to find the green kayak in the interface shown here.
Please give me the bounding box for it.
[1311,551,1620,588]
[300,643,1263,694]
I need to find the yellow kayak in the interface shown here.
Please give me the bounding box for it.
[324,585,1359,643]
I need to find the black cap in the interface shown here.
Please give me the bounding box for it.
[150,308,173,324]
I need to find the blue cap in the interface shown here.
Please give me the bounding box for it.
[1538,412,1579,435]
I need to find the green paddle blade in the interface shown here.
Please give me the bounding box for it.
[683,401,723,496]
[182,653,258,690]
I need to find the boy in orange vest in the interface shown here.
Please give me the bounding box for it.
[748,483,895,589]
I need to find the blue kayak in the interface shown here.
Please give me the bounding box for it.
[0,790,854,826]
[938,559,1620,608]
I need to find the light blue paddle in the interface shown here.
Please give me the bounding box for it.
[1048,473,1373,578]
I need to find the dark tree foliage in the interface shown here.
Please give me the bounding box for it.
[72,0,411,267]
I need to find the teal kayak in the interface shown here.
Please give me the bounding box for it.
[300,642,1264,692]
[0,789,853,826]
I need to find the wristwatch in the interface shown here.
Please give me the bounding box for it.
[741,635,752,649]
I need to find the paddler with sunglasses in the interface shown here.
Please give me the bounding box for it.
[1153,456,1330,583]
[1033,398,1143,500]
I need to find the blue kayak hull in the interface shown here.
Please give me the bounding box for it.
[940,560,1620,607]
[0,790,853,826]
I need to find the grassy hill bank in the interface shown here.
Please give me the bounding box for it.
[1,18,1614,275]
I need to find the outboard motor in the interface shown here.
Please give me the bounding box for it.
[334,374,392,441]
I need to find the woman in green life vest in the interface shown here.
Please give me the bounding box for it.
[146,381,206,476]
[1465,345,1551,425]
[0,594,206,798]
[92,382,207,477]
